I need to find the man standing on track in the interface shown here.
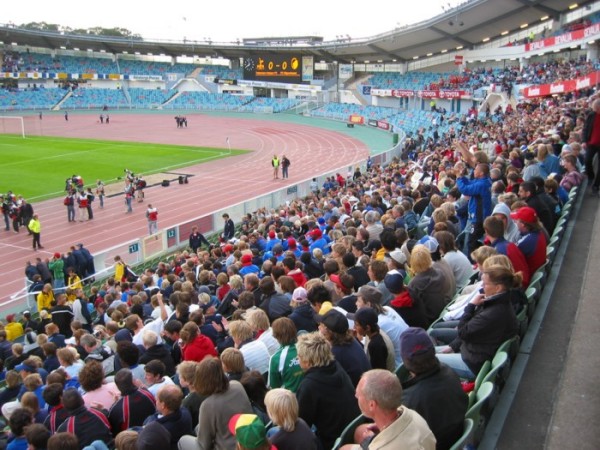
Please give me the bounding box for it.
[281,155,291,179]
[64,190,76,222]
[28,215,43,251]
[96,180,105,209]
[77,190,88,222]
[146,204,158,235]
[20,199,34,235]
[272,155,280,179]
[124,181,134,214]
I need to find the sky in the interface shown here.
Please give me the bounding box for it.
[3,0,457,43]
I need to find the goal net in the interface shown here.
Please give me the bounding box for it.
[0,116,26,138]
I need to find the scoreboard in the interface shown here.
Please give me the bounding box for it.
[243,54,302,83]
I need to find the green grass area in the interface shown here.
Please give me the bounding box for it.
[0,134,246,200]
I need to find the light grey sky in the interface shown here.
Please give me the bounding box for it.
[3,0,456,43]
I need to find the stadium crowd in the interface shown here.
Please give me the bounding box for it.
[0,64,594,449]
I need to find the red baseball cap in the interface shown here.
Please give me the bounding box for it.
[510,206,537,224]
[329,274,344,290]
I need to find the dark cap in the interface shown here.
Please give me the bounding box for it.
[354,307,379,329]
[400,327,434,362]
[317,309,349,334]
[384,270,404,294]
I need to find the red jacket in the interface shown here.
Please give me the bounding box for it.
[182,334,218,362]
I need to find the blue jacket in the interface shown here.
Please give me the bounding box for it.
[456,176,492,224]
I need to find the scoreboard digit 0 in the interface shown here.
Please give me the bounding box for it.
[243,54,303,83]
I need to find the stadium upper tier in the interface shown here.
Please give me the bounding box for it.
[2,52,243,78]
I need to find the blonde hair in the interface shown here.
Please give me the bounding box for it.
[296,332,334,368]
[440,202,456,217]
[265,388,299,432]
[410,244,433,274]
[482,254,513,271]
[246,309,270,332]
[228,320,254,343]
[176,361,199,386]
[229,274,243,290]
[432,208,447,224]
[470,246,497,267]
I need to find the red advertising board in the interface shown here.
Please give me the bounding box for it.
[523,71,600,98]
[525,22,600,52]
[391,89,415,97]
[349,114,364,124]
[416,90,466,99]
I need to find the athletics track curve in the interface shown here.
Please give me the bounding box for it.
[0,112,377,313]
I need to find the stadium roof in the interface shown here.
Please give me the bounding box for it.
[0,0,593,64]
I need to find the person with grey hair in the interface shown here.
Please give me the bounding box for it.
[363,210,383,241]
[81,333,115,374]
[339,369,436,450]
[138,330,175,377]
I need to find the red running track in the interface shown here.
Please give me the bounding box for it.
[0,113,369,313]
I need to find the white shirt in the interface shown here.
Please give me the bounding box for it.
[147,376,175,398]
[240,340,271,375]
[72,298,89,325]
[132,317,164,346]
[378,306,409,368]
[257,328,280,356]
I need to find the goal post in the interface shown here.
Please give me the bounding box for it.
[0,116,26,138]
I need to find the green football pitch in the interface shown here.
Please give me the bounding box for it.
[0,135,245,201]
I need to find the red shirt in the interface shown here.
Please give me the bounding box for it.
[182,334,218,362]
[589,113,600,145]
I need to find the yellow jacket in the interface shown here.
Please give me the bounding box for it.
[68,274,83,290]
[5,322,24,342]
[375,247,387,261]
[28,218,41,233]
[37,291,54,312]
[115,262,126,282]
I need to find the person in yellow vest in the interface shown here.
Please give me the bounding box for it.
[114,255,126,283]
[67,267,83,291]
[27,214,43,251]
[4,314,24,341]
[272,155,280,179]
[37,283,55,313]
